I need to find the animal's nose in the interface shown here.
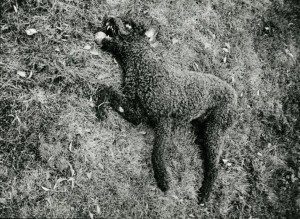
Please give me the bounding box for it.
[95,31,108,45]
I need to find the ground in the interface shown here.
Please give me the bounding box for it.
[0,0,299,218]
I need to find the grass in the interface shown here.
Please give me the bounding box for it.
[0,0,299,218]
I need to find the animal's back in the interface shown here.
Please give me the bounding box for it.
[133,55,237,121]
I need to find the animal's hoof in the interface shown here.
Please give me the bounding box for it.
[197,196,207,205]
[93,84,111,120]
[157,180,169,192]
[95,107,108,121]
[197,188,210,204]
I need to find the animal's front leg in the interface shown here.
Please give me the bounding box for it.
[152,119,174,192]
[94,84,143,125]
[94,84,119,120]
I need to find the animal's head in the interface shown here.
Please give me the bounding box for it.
[95,15,157,54]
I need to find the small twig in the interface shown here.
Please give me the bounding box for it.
[97,101,109,109]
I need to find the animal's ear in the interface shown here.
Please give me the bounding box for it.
[145,27,158,43]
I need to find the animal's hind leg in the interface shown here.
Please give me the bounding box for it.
[152,119,173,192]
[197,105,236,203]
[197,120,223,203]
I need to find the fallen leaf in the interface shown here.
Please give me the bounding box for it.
[13,5,18,13]
[1,25,9,31]
[53,178,67,190]
[41,186,51,191]
[90,50,100,56]
[257,152,262,156]
[69,177,75,189]
[193,62,199,71]
[27,71,33,79]
[89,97,95,107]
[222,159,229,164]
[222,48,229,53]
[89,212,94,219]
[172,38,179,44]
[125,24,132,29]
[225,42,231,49]
[145,28,157,43]
[87,172,92,179]
[25,28,38,36]
[172,195,179,199]
[291,174,297,183]
[96,205,101,214]
[150,42,158,48]
[98,163,104,170]
[0,198,7,204]
[69,142,73,152]
[45,197,52,206]
[84,44,91,50]
[68,162,75,176]
[284,49,294,59]
[17,71,26,77]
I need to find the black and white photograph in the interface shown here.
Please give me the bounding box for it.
[0,0,299,218]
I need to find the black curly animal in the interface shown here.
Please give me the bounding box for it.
[94,15,237,203]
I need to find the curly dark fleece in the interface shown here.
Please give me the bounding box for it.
[94,15,238,203]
